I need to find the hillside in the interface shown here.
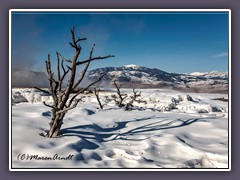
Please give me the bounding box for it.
[88,65,228,93]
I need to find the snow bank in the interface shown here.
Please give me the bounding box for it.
[11,88,228,116]
[12,91,28,104]
[12,88,53,103]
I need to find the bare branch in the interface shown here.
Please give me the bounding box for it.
[57,52,72,63]
[33,87,50,95]
[76,37,87,43]
[56,97,84,115]
[56,52,61,83]
[69,42,75,48]
[59,36,82,109]
[67,73,106,107]
[69,27,86,50]
[114,80,120,90]
[61,58,66,72]
[113,80,127,107]
[70,27,77,47]
[124,87,142,111]
[66,65,72,71]
[71,44,95,91]
[66,59,72,63]
[60,59,70,81]
[45,54,58,104]
[53,81,59,95]
[94,88,104,109]
[76,55,115,66]
[43,101,54,109]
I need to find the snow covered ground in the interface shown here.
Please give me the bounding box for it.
[11,88,229,170]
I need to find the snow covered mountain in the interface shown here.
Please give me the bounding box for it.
[88,65,228,93]
[189,71,228,79]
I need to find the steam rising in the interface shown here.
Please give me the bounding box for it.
[11,69,103,89]
[12,69,48,88]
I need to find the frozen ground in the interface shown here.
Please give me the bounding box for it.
[11,88,229,169]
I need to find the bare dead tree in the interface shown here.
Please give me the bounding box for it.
[124,87,142,111]
[103,95,112,104]
[113,80,127,107]
[34,27,114,138]
[93,88,104,110]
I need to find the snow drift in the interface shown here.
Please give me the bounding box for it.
[11,88,229,169]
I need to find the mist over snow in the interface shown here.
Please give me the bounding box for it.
[11,68,95,88]
[12,69,49,88]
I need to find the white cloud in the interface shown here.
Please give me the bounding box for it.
[214,52,228,58]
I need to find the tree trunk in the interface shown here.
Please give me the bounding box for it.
[47,112,65,138]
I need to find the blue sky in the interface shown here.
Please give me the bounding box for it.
[11,11,229,73]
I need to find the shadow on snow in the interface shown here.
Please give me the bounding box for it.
[59,116,209,152]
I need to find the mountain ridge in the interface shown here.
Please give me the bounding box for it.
[12,65,228,93]
[87,64,228,93]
